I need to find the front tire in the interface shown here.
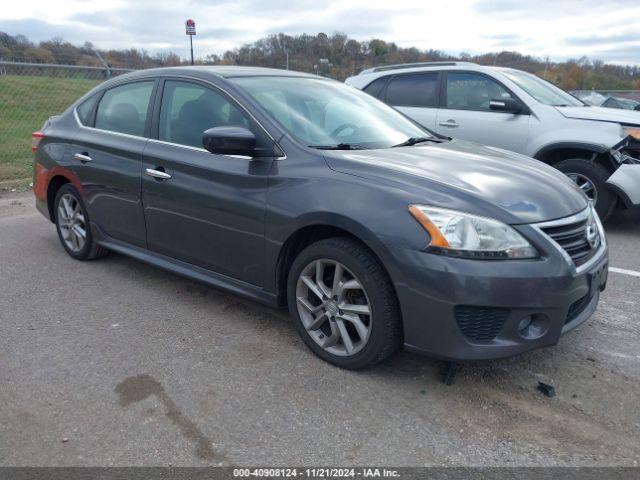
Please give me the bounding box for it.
[555,159,616,221]
[54,184,108,260]
[287,237,402,370]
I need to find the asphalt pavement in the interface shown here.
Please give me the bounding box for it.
[1,191,639,466]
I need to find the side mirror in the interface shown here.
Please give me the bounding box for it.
[489,98,522,114]
[202,126,256,156]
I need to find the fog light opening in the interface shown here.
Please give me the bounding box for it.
[518,314,549,340]
[518,316,532,332]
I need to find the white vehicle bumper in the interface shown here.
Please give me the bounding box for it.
[606,164,640,207]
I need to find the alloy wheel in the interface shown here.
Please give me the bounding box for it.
[567,172,598,204]
[57,193,87,253]
[295,259,372,357]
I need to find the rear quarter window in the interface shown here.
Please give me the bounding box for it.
[76,94,99,126]
[362,76,389,100]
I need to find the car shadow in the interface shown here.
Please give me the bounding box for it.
[605,207,640,235]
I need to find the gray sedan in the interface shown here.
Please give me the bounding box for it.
[32,66,608,368]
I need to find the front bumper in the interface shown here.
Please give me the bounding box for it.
[606,164,640,207]
[388,234,608,362]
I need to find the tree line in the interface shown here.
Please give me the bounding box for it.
[1,31,639,90]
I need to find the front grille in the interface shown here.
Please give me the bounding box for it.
[454,306,510,342]
[538,211,599,267]
[566,294,589,324]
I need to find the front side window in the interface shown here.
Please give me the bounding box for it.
[232,76,431,149]
[95,81,154,136]
[446,73,513,112]
[500,69,583,107]
[386,73,440,107]
[159,80,250,148]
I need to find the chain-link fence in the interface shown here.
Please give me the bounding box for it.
[596,90,640,101]
[0,60,134,186]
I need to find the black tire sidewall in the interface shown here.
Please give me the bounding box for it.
[555,159,616,221]
[54,184,94,260]
[287,238,401,370]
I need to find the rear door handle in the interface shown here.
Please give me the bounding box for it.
[145,168,172,180]
[439,120,460,128]
[74,152,92,162]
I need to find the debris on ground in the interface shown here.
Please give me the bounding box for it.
[441,362,461,386]
[537,382,556,398]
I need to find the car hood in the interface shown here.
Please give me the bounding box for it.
[323,139,588,224]
[556,105,640,125]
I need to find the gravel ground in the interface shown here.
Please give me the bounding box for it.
[1,191,639,467]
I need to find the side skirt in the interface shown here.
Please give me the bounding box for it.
[92,223,280,308]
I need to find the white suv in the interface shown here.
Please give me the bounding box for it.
[346,62,640,220]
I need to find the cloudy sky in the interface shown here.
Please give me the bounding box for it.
[2,0,640,64]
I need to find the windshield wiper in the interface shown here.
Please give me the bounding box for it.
[308,143,368,150]
[392,137,442,148]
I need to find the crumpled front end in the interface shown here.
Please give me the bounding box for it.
[607,136,640,207]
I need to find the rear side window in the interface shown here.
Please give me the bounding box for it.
[386,73,440,107]
[159,80,251,149]
[76,94,98,126]
[95,81,154,136]
[446,72,513,111]
[362,76,388,100]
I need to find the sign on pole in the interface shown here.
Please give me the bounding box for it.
[185,19,196,65]
[185,19,196,36]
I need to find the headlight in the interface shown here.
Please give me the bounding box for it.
[408,205,538,259]
[623,126,640,141]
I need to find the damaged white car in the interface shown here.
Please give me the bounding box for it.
[347,63,640,220]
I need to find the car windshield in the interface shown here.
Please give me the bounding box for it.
[231,76,432,149]
[501,69,584,107]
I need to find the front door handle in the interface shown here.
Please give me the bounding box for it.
[74,152,92,162]
[439,120,460,128]
[145,167,172,180]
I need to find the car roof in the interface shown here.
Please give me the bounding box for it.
[116,65,319,80]
[345,62,524,88]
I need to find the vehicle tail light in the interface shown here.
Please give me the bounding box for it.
[32,131,45,153]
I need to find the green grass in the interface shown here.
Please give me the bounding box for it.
[0,75,100,185]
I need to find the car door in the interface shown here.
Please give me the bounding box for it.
[382,72,441,131]
[71,80,156,248]
[141,78,274,286]
[435,71,530,153]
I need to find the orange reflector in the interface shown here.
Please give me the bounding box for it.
[625,127,640,141]
[408,205,450,248]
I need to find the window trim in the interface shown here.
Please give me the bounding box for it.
[442,70,530,115]
[150,75,285,158]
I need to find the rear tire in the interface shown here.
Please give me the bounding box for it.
[54,184,108,261]
[555,159,616,221]
[287,237,402,370]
